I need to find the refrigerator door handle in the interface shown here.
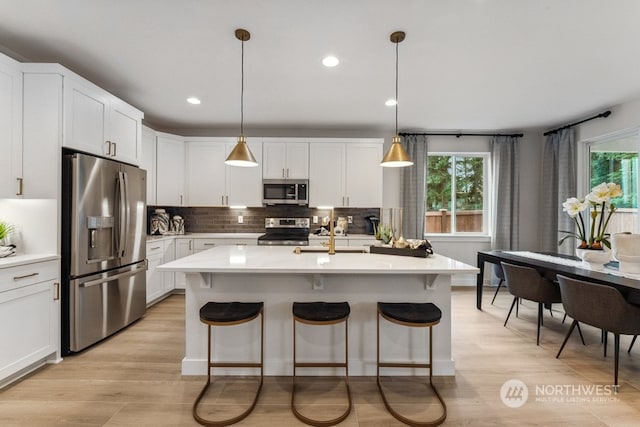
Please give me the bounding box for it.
[79,264,147,288]
[116,171,127,258]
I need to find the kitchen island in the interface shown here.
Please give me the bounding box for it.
[158,245,478,376]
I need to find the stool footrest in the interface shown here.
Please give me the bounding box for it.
[378,362,431,369]
[295,362,347,368]
[209,362,261,368]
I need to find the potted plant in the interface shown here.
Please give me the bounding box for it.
[0,221,15,246]
[559,182,622,265]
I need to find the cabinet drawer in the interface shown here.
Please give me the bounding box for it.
[0,259,58,292]
[194,239,218,252]
[146,241,165,256]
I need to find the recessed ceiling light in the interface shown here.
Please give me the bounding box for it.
[186,97,201,105]
[322,56,339,67]
[385,99,397,106]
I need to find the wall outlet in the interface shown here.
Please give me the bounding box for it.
[237,215,243,224]
[347,216,353,224]
[313,215,318,224]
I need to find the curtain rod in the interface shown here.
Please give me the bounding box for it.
[543,110,611,136]
[399,132,523,138]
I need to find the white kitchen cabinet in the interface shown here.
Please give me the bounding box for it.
[185,138,262,207]
[63,76,143,165]
[0,53,23,198]
[309,140,383,207]
[0,259,59,387]
[262,141,309,179]
[140,126,157,205]
[344,143,383,207]
[146,241,166,304]
[156,134,185,206]
[163,239,175,292]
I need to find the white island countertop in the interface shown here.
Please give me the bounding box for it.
[158,245,479,275]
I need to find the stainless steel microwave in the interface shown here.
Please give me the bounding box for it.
[263,179,309,205]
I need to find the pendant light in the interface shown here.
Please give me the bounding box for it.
[225,28,258,167]
[380,31,413,168]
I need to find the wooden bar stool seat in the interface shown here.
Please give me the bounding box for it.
[193,302,264,427]
[291,301,352,427]
[377,302,447,427]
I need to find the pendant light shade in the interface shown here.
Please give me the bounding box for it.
[380,31,413,168]
[225,28,258,167]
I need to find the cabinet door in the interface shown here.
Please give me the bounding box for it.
[345,144,383,207]
[140,126,156,205]
[163,239,175,292]
[309,143,345,207]
[285,143,309,179]
[109,99,142,165]
[262,142,287,178]
[174,238,194,290]
[0,280,58,382]
[0,55,22,198]
[146,242,165,304]
[185,141,226,206]
[156,136,185,206]
[63,79,109,157]
[226,139,263,206]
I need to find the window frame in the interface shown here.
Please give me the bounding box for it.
[425,151,491,238]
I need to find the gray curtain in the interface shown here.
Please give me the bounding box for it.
[400,135,427,239]
[540,128,576,254]
[491,136,520,250]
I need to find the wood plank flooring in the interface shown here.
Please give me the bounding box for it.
[1,287,639,426]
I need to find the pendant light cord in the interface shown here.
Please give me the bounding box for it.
[240,38,245,136]
[395,40,399,136]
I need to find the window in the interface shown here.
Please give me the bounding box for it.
[587,132,639,233]
[425,153,489,235]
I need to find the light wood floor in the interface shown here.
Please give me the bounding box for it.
[1,287,640,426]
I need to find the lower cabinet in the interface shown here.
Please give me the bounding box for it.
[174,238,194,290]
[0,259,59,387]
[146,240,175,305]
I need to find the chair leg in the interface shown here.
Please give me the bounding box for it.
[604,331,608,357]
[491,279,504,305]
[556,319,578,358]
[504,297,518,327]
[576,323,586,346]
[562,313,567,324]
[614,334,620,392]
[537,303,543,346]
[629,335,638,353]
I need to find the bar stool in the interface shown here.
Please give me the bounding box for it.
[377,302,447,427]
[193,301,264,427]
[291,301,352,427]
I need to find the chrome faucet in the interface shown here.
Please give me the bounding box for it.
[322,208,336,255]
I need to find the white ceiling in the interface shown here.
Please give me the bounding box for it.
[1,0,640,135]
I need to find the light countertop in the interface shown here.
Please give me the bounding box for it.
[158,245,478,275]
[0,254,59,269]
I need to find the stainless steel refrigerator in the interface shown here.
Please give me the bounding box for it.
[61,151,147,354]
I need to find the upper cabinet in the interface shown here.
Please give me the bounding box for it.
[140,126,157,205]
[309,140,383,207]
[63,75,143,165]
[0,53,23,198]
[262,141,309,179]
[185,138,263,207]
[156,134,185,206]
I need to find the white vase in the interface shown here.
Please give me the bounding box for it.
[576,247,610,269]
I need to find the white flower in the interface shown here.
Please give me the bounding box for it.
[562,197,588,217]
[607,182,622,199]
[586,182,611,204]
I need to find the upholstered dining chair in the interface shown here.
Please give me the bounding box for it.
[491,263,506,304]
[556,275,640,389]
[500,262,562,345]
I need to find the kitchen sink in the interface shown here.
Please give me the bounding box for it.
[293,246,368,254]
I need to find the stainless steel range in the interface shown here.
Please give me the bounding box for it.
[257,217,310,246]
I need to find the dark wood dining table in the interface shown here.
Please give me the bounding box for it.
[476,250,640,310]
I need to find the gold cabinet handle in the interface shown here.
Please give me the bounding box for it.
[54,282,60,300]
[16,177,23,196]
[112,142,117,157]
[13,272,39,280]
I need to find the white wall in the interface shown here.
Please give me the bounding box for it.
[0,199,57,254]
